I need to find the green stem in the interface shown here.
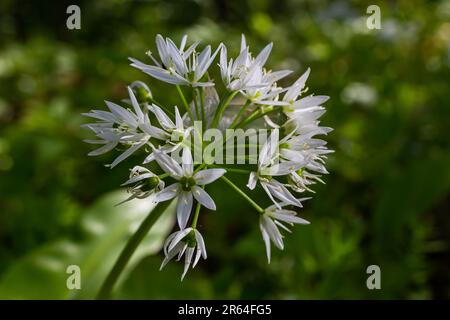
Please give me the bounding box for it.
[236,106,282,128]
[220,176,264,213]
[211,91,238,128]
[229,99,251,129]
[158,173,170,179]
[193,89,201,121]
[211,166,252,174]
[191,201,202,229]
[176,85,195,122]
[96,200,172,299]
[194,163,207,174]
[235,108,260,128]
[199,88,206,131]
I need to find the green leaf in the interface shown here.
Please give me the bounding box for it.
[0,190,176,299]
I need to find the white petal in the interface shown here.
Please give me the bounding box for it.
[181,247,195,281]
[137,65,189,85]
[105,101,138,128]
[155,183,180,202]
[121,173,154,186]
[155,34,170,66]
[240,34,247,53]
[168,228,192,252]
[143,144,173,164]
[182,147,193,176]
[183,41,200,59]
[293,95,329,109]
[264,180,302,208]
[195,45,212,80]
[193,169,226,185]
[264,70,292,84]
[262,161,303,176]
[163,231,178,256]
[247,172,257,190]
[254,42,273,66]
[272,211,310,225]
[194,229,207,259]
[180,35,187,52]
[128,56,152,69]
[192,248,202,268]
[274,220,292,233]
[262,215,284,250]
[160,241,184,270]
[154,150,184,179]
[88,142,117,156]
[177,191,193,229]
[139,122,168,140]
[192,186,216,210]
[109,141,146,168]
[82,110,117,122]
[219,45,228,81]
[127,86,145,121]
[284,68,310,102]
[149,104,175,130]
[166,38,188,75]
[175,106,184,130]
[177,243,188,261]
[143,151,156,164]
[258,129,279,168]
[259,220,272,264]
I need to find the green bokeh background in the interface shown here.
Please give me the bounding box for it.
[0,0,449,299]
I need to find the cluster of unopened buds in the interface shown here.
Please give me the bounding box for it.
[83,34,332,280]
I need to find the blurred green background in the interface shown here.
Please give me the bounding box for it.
[0,0,449,299]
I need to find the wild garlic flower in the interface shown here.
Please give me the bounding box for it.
[83,86,166,168]
[142,105,192,164]
[247,130,304,208]
[160,228,207,281]
[260,203,310,263]
[118,166,164,205]
[130,34,221,87]
[83,34,333,280]
[154,148,225,229]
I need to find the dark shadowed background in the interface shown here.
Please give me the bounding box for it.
[0,0,449,299]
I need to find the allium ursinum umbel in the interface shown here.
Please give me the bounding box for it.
[83,34,333,280]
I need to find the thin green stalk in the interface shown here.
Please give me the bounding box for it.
[191,201,202,229]
[211,166,252,174]
[229,99,251,129]
[236,106,282,128]
[194,163,207,174]
[96,200,172,299]
[220,176,264,213]
[235,108,260,128]
[199,88,206,131]
[193,89,201,121]
[176,85,195,122]
[211,91,238,128]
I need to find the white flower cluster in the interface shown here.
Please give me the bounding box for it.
[83,34,332,280]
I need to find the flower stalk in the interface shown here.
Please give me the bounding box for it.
[96,200,172,299]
